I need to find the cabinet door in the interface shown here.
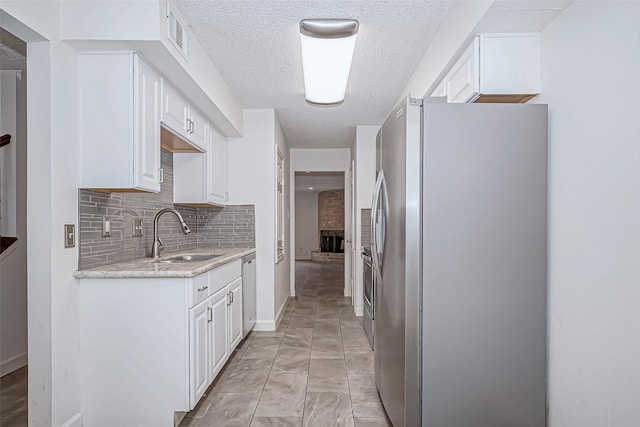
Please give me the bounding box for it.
[133,55,162,192]
[188,107,208,152]
[189,299,210,408]
[446,38,480,103]
[207,126,227,206]
[209,288,229,379]
[161,79,189,140]
[228,277,243,351]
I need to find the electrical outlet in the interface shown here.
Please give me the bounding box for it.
[133,219,143,237]
[64,224,75,248]
[102,217,111,237]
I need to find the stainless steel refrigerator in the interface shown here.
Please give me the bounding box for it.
[371,98,547,427]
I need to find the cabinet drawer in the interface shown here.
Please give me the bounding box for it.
[209,259,242,294]
[190,273,210,307]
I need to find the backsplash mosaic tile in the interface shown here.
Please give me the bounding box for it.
[361,208,371,249]
[79,149,255,270]
[197,206,256,249]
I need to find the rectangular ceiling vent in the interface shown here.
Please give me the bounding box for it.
[167,5,189,59]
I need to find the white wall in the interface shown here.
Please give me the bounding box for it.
[48,40,83,427]
[0,70,28,376]
[227,109,278,329]
[351,126,378,316]
[22,39,83,427]
[295,191,318,260]
[534,2,640,425]
[400,0,493,100]
[290,149,352,299]
[274,114,291,324]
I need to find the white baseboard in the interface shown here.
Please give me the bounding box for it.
[254,297,290,332]
[354,306,364,317]
[0,352,27,377]
[274,297,288,329]
[253,320,276,331]
[60,412,83,427]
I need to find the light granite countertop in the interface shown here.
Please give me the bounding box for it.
[73,248,256,279]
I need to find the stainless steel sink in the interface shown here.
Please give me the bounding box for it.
[154,254,224,264]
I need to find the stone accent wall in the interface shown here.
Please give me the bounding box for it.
[311,251,344,264]
[318,189,344,230]
[79,149,255,270]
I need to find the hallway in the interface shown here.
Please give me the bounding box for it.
[181,261,389,426]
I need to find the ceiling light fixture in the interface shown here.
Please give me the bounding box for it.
[308,187,314,190]
[299,19,359,105]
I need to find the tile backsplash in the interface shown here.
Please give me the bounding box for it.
[361,208,371,248]
[79,149,255,270]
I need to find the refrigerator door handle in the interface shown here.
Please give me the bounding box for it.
[370,172,382,280]
[371,170,385,284]
[378,172,388,260]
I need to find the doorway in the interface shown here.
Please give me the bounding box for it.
[0,26,28,426]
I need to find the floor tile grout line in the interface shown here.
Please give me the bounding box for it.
[249,297,296,425]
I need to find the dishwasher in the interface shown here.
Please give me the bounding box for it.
[242,253,256,337]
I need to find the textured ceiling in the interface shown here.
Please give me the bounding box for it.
[0,28,26,71]
[174,0,453,148]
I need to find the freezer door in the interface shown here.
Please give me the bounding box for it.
[421,103,547,427]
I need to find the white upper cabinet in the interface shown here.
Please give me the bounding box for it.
[189,107,208,152]
[161,81,190,141]
[79,51,161,192]
[161,79,207,152]
[207,125,227,206]
[440,33,541,104]
[173,123,227,207]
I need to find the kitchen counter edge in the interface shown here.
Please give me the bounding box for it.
[73,248,256,279]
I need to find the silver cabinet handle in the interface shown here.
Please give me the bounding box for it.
[230,292,234,303]
[197,285,208,292]
[226,292,232,305]
[207,307,212,323]
[159,168,164,183]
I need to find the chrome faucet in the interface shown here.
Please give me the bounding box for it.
[151,208,191,259]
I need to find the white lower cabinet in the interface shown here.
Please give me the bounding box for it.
[228,277,243,350]
[190,298,210,405]
[209,286,230,382]
[78,257,251,427]
[188,266,243,408]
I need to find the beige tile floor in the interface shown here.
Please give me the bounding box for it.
[0,366,27,427]
[181,261,391,427]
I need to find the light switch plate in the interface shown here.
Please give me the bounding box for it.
[64,224,75,248]
[133,219,143,237]
[102,216,111,237]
